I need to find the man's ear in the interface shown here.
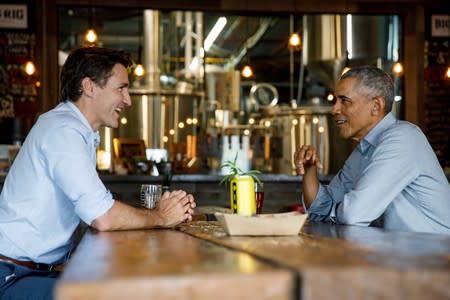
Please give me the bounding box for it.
[81,77,95,97]
[371,96,386,116]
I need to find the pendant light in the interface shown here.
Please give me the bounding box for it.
[288,0,301,51]
[84,8,98,45]
[241,14,254,78]
[134,15,145,78]
[288,32,301,49]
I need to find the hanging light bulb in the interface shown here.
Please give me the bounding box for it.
[24,61,36,75]
[84,8,98,45]
[288,32,301,50]
[392,62,403,76]
[84,28,98,44]
[242,64,253,78]
[134,64,145,77]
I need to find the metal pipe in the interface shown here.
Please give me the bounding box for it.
[143,10,160,92]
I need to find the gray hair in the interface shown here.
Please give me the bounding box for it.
[340,65,394,113]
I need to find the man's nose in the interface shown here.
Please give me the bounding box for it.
[123,91,132,106]
[331,100,340,114]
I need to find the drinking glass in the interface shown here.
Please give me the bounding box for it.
[254,182,264,214]
[140,184,162,209]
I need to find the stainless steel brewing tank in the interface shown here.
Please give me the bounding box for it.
[302,14,400,90]
[114,88,201,149]
[251,106,353,175]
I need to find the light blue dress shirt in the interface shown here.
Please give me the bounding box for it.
[305,113,450,234]
[0,102,114,264]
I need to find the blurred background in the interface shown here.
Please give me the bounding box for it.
[55,9,404,176]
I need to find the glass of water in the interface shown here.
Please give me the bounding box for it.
[140,184,162,209]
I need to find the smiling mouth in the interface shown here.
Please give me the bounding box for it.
[114,107,122,115]
[335,120,347,126]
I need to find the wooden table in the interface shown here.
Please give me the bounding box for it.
[178,221,450,300]
[54,229,294,300]
[55,220,450,300]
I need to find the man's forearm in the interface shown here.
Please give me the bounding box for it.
[302,167,320,208]
[91,200,163,231]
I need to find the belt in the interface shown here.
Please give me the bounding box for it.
[0,254,54,271]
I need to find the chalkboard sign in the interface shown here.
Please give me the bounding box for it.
[0,31,37,141]
[424,10,450,168]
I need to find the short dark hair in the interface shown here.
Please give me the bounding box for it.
[60,47,132,102]
[340,65,394,113]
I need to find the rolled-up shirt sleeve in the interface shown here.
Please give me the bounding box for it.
[303,155,355,222]
[43,125,114,225]
[303,185,333,222]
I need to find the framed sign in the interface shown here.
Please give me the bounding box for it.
[431,15,450,37]
[113,138,146,160]
[0,5,28,29]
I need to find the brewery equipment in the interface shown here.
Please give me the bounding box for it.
[93,12,401,175]
[249,104,353,175]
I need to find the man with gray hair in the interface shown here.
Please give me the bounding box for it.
[294,65,449,234]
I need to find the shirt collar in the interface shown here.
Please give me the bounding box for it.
[359,113,396,154]
[64,101,100,147]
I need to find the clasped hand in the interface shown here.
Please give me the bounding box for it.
[293,145,323,175]
[157,190,196,227]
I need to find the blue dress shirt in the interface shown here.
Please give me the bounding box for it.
[0,102,114,264]
[305,113,450,234]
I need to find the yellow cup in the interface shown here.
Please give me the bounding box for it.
[230,175,256,216]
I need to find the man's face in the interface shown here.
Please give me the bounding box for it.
[332,77,379,142]
[91,64,130,130]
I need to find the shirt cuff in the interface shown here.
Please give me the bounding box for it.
[330,202,338,223]
[303,185,334,220]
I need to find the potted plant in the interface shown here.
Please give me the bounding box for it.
[220,154,261,215]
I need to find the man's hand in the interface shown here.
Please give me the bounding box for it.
[156,190,196,227]
[293,145,323,175]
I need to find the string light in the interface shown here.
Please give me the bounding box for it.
[392,62,403,76]
[241,64,253,78]
[134,64,145,77]
[327,93,334,101]
[24,61,36,75]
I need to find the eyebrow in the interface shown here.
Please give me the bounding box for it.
[336,94,352,102]
[117,82,129,88]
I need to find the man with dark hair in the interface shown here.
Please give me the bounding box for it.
[294,65,449,234]
[0,47,196,299]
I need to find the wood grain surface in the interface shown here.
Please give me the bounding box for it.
[178,221,450,300]
[55,229,295,300]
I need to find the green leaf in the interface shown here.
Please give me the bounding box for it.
[219,152,262,185]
